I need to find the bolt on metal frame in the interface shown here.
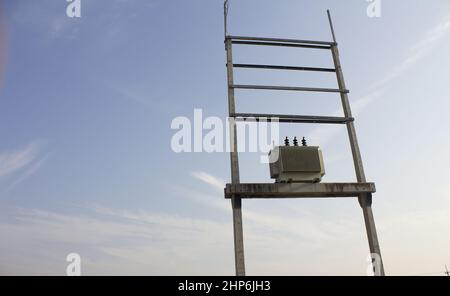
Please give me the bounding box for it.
[223,3,385,276]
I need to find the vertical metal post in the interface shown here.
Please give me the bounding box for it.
[327,10,385,276]
[225,36,246,276]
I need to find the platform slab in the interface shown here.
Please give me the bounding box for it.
[224,182,376,199]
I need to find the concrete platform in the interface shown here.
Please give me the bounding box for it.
[224,182,376,199]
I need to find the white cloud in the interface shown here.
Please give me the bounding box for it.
[0,203,364,276]
[306,90,384,151]
[10,1,77,40]
[303,13,450,152]
[187,172,364,261]
[2,170,449,276]
[0,141,47,192]
[0,168,369,275]
[0,206,234,275]
[371,14,450,90]
[94,78,173,114]
[379,209,450,276]
[306,13,450,148]
[6,153,49,191]
[191,171,225,191]
[0,142,41,178]
[184,171,450,276]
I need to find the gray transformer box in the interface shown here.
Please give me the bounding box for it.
[269,146,325,183]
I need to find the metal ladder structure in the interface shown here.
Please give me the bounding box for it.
[223,2,385,276]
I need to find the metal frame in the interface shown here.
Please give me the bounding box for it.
[233,64,336,72]
[224,3,384,276]
[232,84,349,93]
[231,113,353,124]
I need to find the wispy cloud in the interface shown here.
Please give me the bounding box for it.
[306,90,384,152]
[307,13,450,149]
[0,142,41,178]
[0,170,360,275]
[191,171,225,191]
[370,13,450,90]
[94,78,173,115]
[187,171,450,275]
[10,1,78,40]
[1,201,448,275]
[9,0,160,41]
[187,171,351,245]
[6,153,49,191]
[0,201,362,276]
[0,141,47,191]
[106,82,158,108]
[0,206,234,275]
[2,169,447,275]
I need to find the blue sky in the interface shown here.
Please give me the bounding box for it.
[1,0,450,275]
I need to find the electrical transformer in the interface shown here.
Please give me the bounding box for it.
[269,145,325,183]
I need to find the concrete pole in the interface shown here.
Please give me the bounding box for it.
[328,10,385,276]
[225,37,246,276]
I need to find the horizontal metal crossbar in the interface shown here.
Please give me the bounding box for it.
[227,35,336,46]
[232,64,336,72]
[231,84,349,93]
[230,113,354,124]
[231,40,332,50]
[224,182,376,199]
